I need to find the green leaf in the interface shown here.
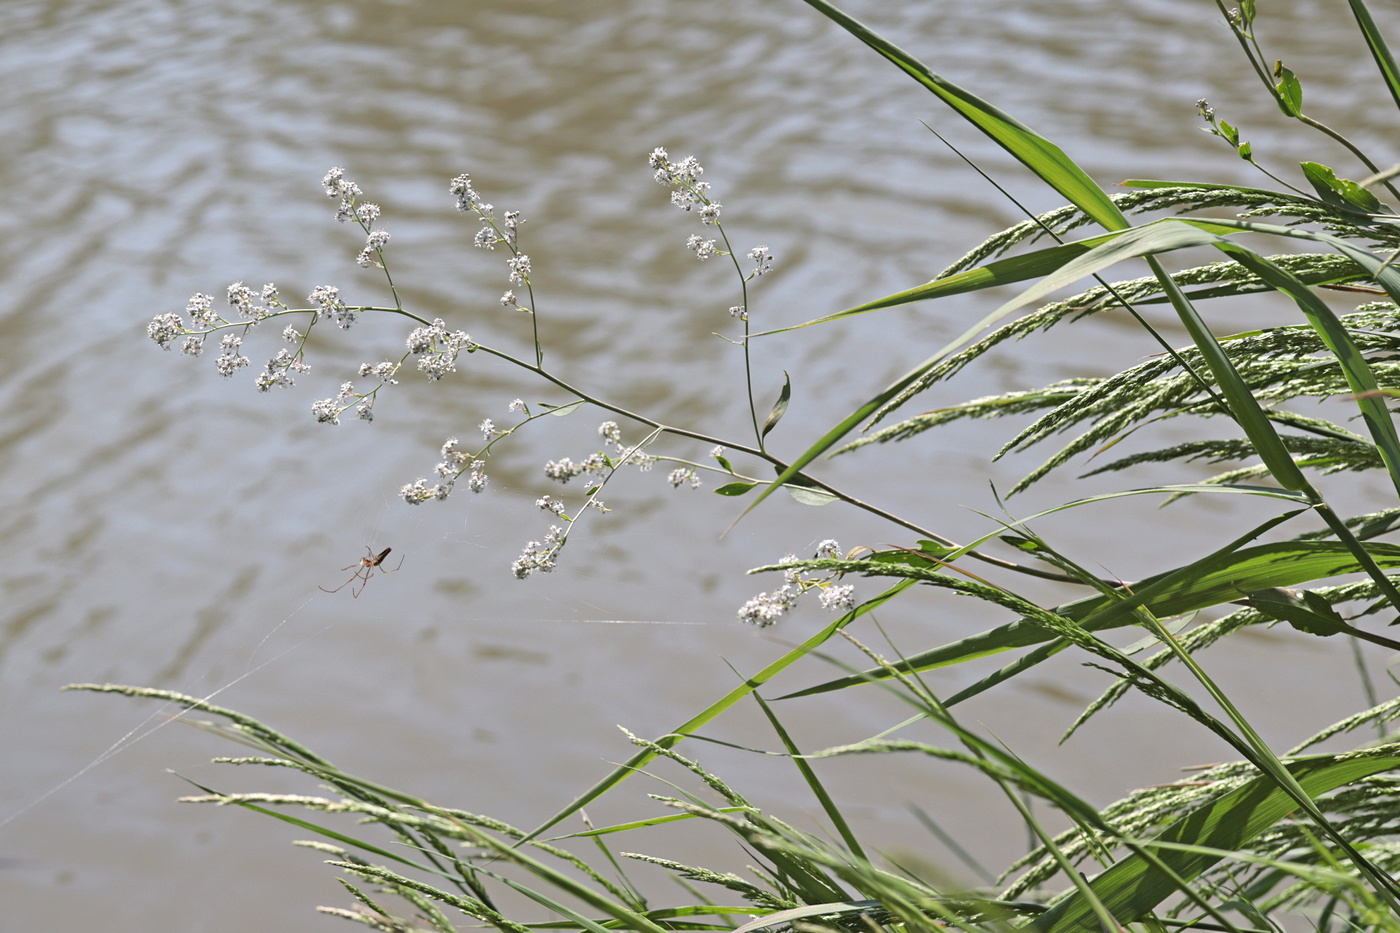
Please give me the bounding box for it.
[1209,238,1400,498]
[798,0,1127,233]
[521,580,915,842]
[1033,751,1400,933]
[1299,161,1385,213]
[786,485,838,506]
[1349,0,1400,114]
[1272,61,1303,117]
[783,536,1400,699]
[761,371,791,441]
[741,0,1134,528]
[541,400,584,416]
[1242,587,1347,636]
[714,481,758,497]
[749,231,1127,336]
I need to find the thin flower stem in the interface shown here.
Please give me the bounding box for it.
[469,341,1094,585]
[715,225,762,448]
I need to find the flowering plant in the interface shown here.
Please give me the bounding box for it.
[96,1,1400,931]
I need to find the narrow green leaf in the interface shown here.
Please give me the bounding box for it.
[799,0,1128,232]
[749,232,1127,336]
[785,536,1400,700]
[1033,751,1400,933]
[742,0,1133,526]
[751,692,866,860]
[1143,248,1310,491]
[1212,241,1400,498]
[714,481,758,497]
[1349,0,1400,114]
[520,580,915,842]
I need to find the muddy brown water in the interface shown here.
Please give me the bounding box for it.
[0,2,1394,929]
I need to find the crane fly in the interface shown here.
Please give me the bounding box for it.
[320,546,403,598]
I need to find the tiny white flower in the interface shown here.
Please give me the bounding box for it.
[819,584,857,612]
[312,398,341,425]
[686,235,717,261]
[147,313,184,349]
[748,245,774,275]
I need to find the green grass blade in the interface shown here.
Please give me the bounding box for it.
[1031,751,1400,933]
[1349,0,1400,114]
[178,778,442,878]
[558,808,754,839]
[799,0,1127,232]
[737,0,1134,524]
[1145,249,1311,490]
[467,830,671,933]
[748,232,1126,336]
[1213,242,1400,498]
[751,692,866,861]
[786,530,1400,700]
[519,580,915,843]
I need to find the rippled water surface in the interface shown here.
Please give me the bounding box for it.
[1,1,1395,928]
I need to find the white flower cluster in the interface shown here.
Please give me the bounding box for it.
[323,166,362,220]
[449,173,484,213]
[311,375,382,424]
[153,168,483,437]
[650,147,735,265]
[401,437,489,504]
[648,147,711,208]
[512,525,563,579]
[255,348,310,392]
[148,284,283,353]
[736,541,857,627]
[150,282,303,392]
[451,172,533,310]
[686,235,717,261]
[358,361,400,385]
[324,174,392,269]
[544,453,607,483]
[597,420,656,471]
[667,467,700,489]
[356,229,391,268]
[309,284,354,329]
[404,318,474,381]
[215,334,249,377]
[747,245,774,276]
[324,167,394,269]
